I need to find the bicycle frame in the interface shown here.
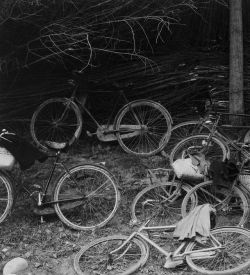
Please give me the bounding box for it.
[70,83,137,133]
[110,219,222,263]
[195,112,250,160]
[146,168,185,203]
[25,151,86,207]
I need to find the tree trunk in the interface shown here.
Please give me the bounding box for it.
[229,0,244,125]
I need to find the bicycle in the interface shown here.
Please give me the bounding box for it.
[130,154,250,227]
[74,211,250,275]
[169,112,250,164]
[169,127,250,227]
[130,167,195,226]
[164,91,250,158]
[0,140,120,231]
[30,70,172,156]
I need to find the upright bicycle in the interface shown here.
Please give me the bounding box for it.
[0,140,120,231]
[30,70,172,156]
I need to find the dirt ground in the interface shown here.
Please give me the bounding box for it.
[0,139,250,275]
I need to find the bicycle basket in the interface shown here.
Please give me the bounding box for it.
[0,147,15,170]
[172,158,204,181]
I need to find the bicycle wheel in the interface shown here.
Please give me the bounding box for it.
[165,120,210,153]
[30,98,82,151]
[53,164,120,230]
[181,180,249,227]
[131,181,195,226]
[0,172,14,224]
[169,134,227,164]
[74,235,149,275]
[115,100,172,156]
[186,227,250,274]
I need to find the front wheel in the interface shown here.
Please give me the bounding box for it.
[181,180,250,227]
[131,181,195,226]
[53,164,120,230]
[30,98,82,151]
[115,100,172,156]
[169,134,228,165]
[74,235,149,275]
[186,227,250,274]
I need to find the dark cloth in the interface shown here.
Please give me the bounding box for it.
[0,132,48,170]
[208,159,239,188]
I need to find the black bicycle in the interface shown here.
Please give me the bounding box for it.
[30,71,172,156]
[0,140,120,231]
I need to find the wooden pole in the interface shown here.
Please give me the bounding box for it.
[229,0,244,124]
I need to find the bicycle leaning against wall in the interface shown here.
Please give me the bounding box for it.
[30,70,172,156]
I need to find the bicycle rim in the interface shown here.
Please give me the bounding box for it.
[169,134,227,164]
[131,181,195,226]
[181,181,249,227]
[0,172,13,224]
[165,121,210,153]
[74,235,149,275]
[186,227,250,274]
[53,164,120,230]
[115,100,172,156]
[30,98,82,151]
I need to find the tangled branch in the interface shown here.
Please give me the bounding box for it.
[0,0,228,72]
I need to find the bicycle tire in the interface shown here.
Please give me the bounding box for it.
[131,181,195,226]
[115,100,172,156]
[53,164,120,230]
[0,171,14,224]
[164,120,210,153]
[74,234,149,275]
[186,226,250,274]
[169,134,228,165]
[30,98,82,151]
[181,180,249,227]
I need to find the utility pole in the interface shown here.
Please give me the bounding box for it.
[229,0,244,124]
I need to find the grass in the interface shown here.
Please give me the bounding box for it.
[1,140,250,275]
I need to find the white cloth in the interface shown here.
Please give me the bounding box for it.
[173,204,215,241]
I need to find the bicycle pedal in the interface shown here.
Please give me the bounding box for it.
[86,131,96,137]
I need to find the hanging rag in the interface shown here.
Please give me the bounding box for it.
[0,130,48,170]
[173,204,216,242]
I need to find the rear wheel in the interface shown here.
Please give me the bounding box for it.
[181,180,249,227]
[169,134,228,165]
[115,100,172,156]
[53,164,120,230]
[74,235,148,275]
[0,172,14,224]
[186,227,250,274]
